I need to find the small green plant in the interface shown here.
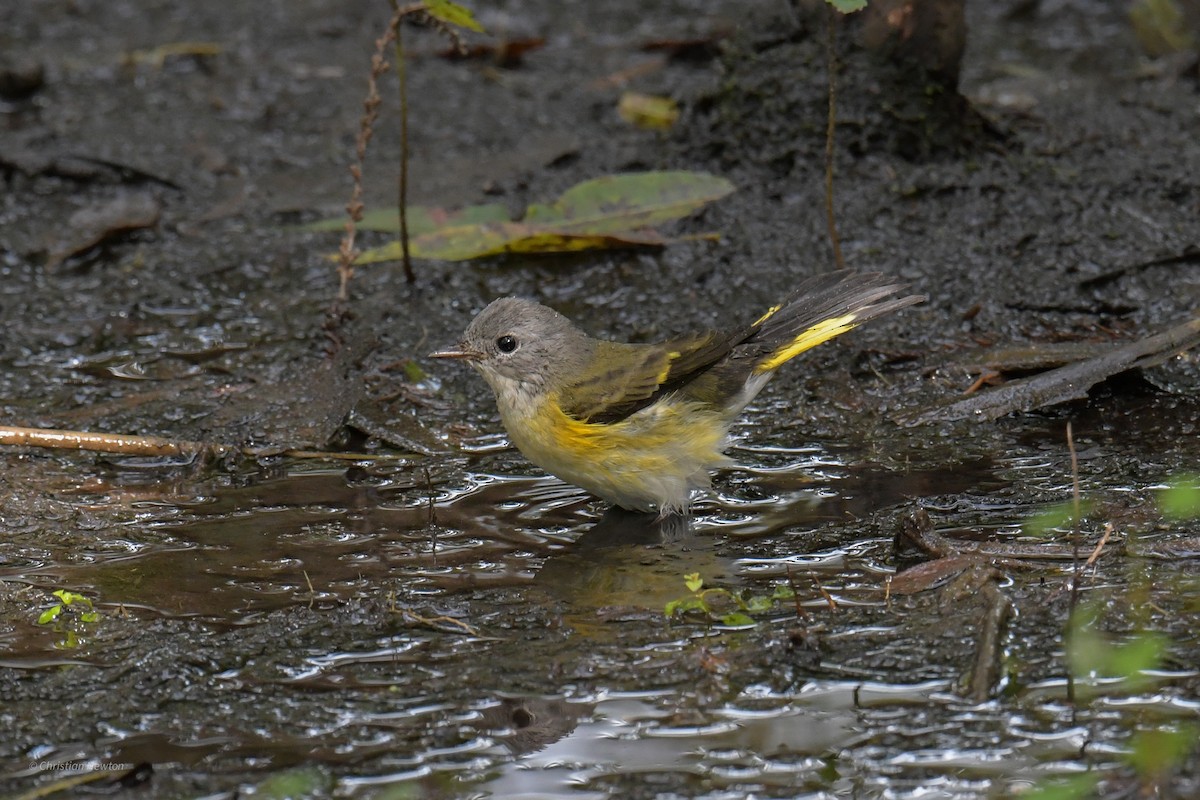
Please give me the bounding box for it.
[38,589,98,625]
[664,572,795,628]
[1021,465,1200,796]
[38,589,99,649]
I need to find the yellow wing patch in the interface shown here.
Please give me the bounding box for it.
[656,350,681,385]
[753,313,859,374]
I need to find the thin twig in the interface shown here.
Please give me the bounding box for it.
[1066,420,1081,706]
[391,4,415,283]
[823,7,845,271]
[333,4,419,308]
[786,565,807,619]
[1084,522,1114,569]
[811,571,838,611]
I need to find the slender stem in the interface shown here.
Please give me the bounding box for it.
[824,7,845,271]
[395,21,414,283]
[1066,420,1081,706]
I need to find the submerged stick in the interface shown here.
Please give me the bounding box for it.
[965,579,1012,703]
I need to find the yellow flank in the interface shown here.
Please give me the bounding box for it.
[501,389,729,512]
[753,312,859,374]
[753,304,782,327]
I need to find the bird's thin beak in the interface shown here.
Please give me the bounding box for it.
[429,345,482,361]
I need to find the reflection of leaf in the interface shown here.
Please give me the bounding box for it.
[665,597,706,617]
[720,612,755,628]
[1023,500,1094,537]
[1128,724,1198,781]
[350,171,734,264]
[423,0,485,33]
[826,0,867,12]
[1160,474,1200,519]
[1018,774,1098,800]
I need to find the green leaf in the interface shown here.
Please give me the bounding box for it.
[719,612,755,628]
[771,584,796,601]
[79,611,100,623]
[825,0,868,13]
[684,572,704,593]
[1160,474,1200,519]
[38,605,62,625]
[402,360,427,382]
[423,0,485,33]
[353,171,735,264]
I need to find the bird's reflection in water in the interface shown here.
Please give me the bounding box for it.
[533,507,734,635]
[473,695,592,757]
[574,507,692,550]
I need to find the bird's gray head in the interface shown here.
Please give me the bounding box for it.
[432,297,596,395]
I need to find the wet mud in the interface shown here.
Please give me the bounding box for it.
[2,1,1199,798]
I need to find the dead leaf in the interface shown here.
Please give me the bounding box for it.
[618,92,680,131]
[344,171,734,265]
[47,193,161,268]
[888,555,977,595]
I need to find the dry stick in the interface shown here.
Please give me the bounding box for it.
[0,425,228,458]
[1084,522,1114,569]
[823,7,845,271]
[0,424,397,462]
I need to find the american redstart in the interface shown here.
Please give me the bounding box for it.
[431,271,924,514]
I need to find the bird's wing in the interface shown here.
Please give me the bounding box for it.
[559,332,733,424]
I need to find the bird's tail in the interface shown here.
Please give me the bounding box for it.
[742,271,925,375]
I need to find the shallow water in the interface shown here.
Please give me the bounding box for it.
[3,0,1200,796]
[3,395,1198,797]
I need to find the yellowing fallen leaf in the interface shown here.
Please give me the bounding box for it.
[330,170,734,264]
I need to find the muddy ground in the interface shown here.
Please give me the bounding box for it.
[1,1,1199,798]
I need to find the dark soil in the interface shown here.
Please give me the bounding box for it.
[2,1,1198,798]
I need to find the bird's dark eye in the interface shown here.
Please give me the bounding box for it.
[496,335,518,353]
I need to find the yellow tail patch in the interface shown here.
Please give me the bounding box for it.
[753,313,859,374]
[753,304,783,327]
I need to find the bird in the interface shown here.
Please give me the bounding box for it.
[431,271,924,514]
